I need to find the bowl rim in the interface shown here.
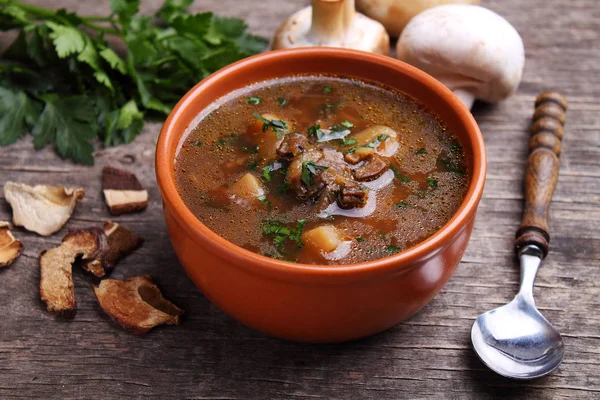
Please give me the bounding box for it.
[156,47,486,280]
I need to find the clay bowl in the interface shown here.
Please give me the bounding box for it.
[156,48,486,343]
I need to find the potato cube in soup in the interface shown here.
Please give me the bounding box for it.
[229,173,264,200]
[302,225,341,253]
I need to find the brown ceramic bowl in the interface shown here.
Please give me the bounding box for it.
[156,48,486,343]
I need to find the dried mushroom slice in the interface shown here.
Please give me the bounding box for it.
[3,182,85,236]
[81,221,144,277]
[93,275,184,334]
[0,222,23,268]
[40,229,106,317]
[102,166,148,215]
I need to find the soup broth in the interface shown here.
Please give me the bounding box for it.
[174,76,469,264]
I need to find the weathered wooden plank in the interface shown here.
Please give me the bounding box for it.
[0,0,599,398]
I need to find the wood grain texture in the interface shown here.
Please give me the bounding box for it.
[1,0,599,399]
[516,92,567,255]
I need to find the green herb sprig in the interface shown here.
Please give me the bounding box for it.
[252,113,288,138]
[301,161,328,186]
[427,177,439,189]
[246,96,261,105]
[389,163,410,183]
[0,0,268,164]
[261,161,283,182]
[263,219,306,248]
[385,245,402,253]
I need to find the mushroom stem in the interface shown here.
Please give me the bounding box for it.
[453,88,476,110]
[343,0,357,29]
[310,0,356,44]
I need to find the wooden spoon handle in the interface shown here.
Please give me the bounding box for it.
[515,92,568,257]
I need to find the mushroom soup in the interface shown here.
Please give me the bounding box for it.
[174,76,469,264]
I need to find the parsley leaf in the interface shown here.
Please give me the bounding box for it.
[449,140,463,155]
[257,195,270,207]
[262,165,272,181]
[395,200,413,208]
[277,182,291,194]
[438,157,466,174]
[103,99,144,146]
[323,85,332,93]
[308,124,324,140]
[214,132,237,148]
[389,164,410,183]
[99,47,127,74]
[156,0,192,24]
[277,97,287,108]
[252,112,288,138]
[263,219,306,248]
[427,177,439,189]
[313,121,354,143]
[415,147,426,155]
[0,87,40,146]
[385,245,402,253]
[247,160,258,171]
[31,94,97,165]
[242,145,259,154]
[301,161,328,186]
[289,220,306,244]
[110,0,141,24]
[45,21,85,58]
[246,96,260,105]
[261,161,282,182]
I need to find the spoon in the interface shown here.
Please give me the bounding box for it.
[471,91,568,379]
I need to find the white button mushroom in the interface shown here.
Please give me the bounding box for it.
[356,0,479,37]
[396,5,525,110]
[272,0,390,55]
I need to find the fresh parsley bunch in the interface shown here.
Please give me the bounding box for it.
[0,0,267,164]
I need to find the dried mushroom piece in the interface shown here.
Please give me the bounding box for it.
[40,229,106,317]
[4,182,85,236]
[102,166,148,215]
[0,222,23,268]
[81,221,144,277]
[353,155,389,181]
[93,275,184,334]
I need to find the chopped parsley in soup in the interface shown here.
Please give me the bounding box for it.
[174,76,469,264]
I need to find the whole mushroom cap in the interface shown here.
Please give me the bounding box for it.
[357,0,480,37]
[273,0,390,55]
[396,4,525,109]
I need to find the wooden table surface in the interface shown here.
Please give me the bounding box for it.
[1,0,599,398]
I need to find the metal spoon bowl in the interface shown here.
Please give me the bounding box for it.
[471,246,564,379]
